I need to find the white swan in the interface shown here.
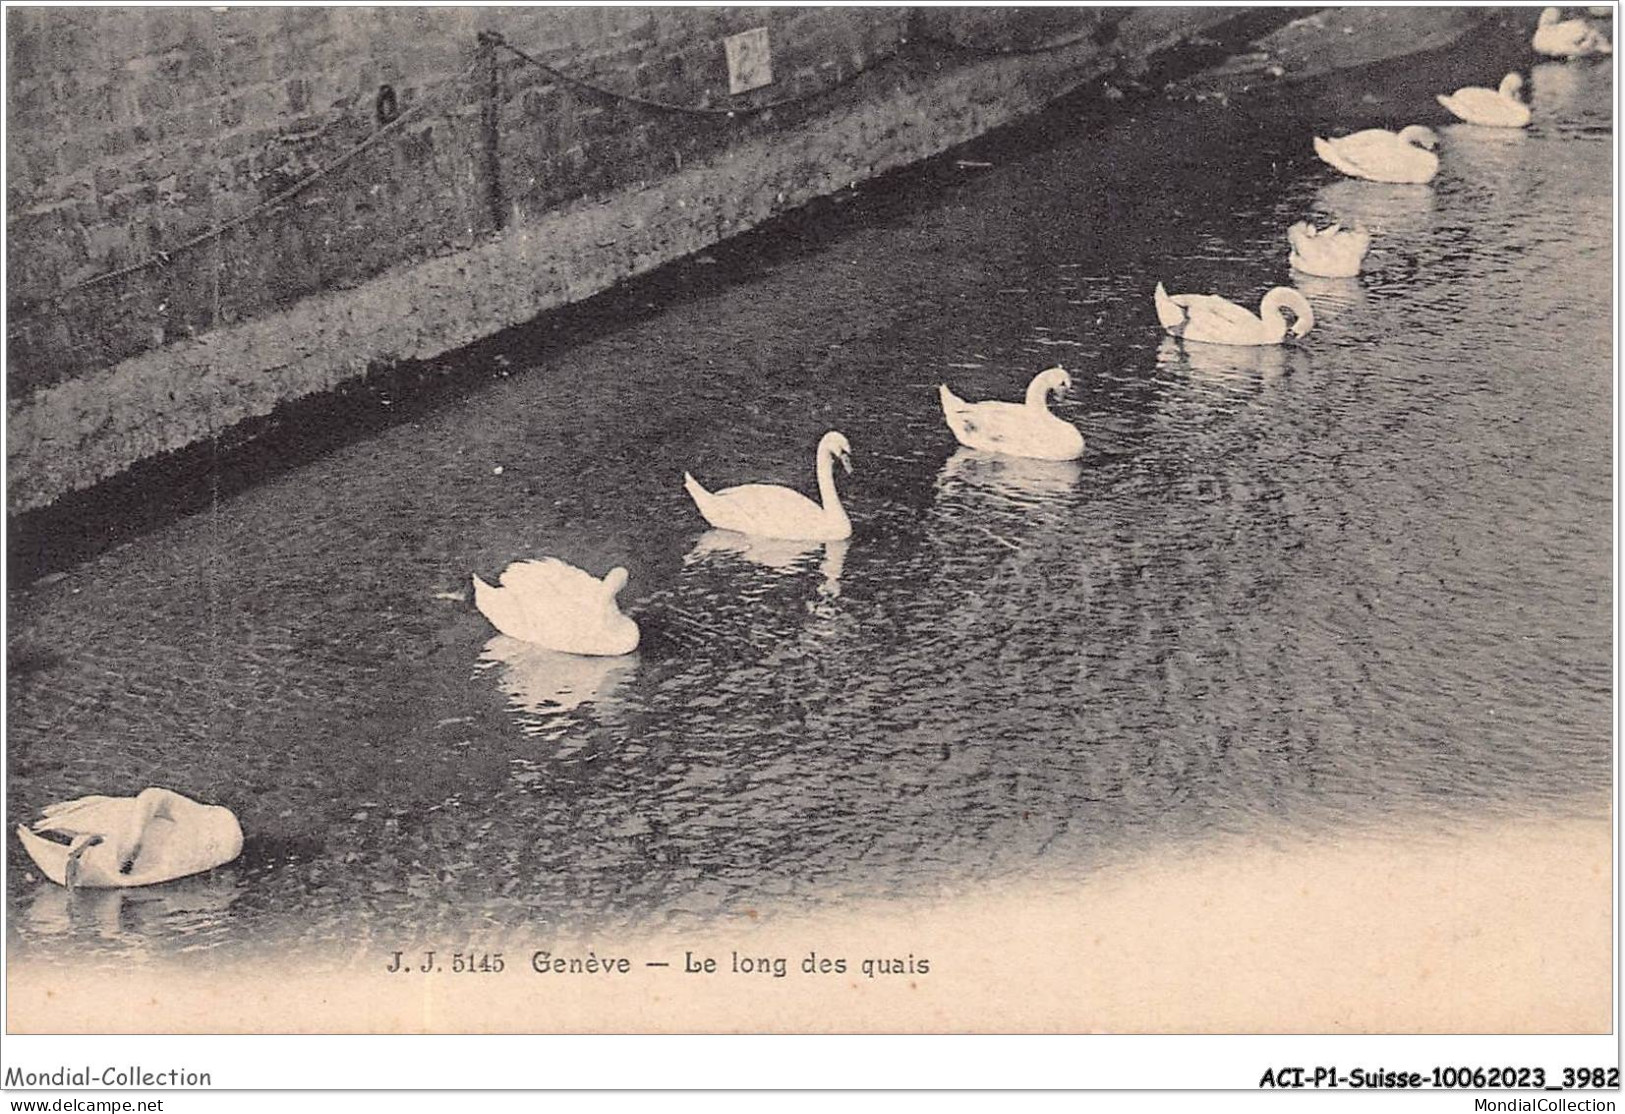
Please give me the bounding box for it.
[1154,283,1315,346]
[684,431,852,541]
[1287,222,1371,278]
[939,367,1085,461]
[1534,7,1612,56]
[1436,72,1532,127]
[472,558,639,656]
[1314,126,1440,184]
[16,788,243,889]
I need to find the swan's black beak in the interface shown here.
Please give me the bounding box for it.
[838,451,852,474]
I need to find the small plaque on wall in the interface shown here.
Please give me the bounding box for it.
[724,27,773,95]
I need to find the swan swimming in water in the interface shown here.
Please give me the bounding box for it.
[1533,7,1612,56]
[16,788,243,889]
[472,558,640,656]
[684,431,853,541]
[1436,72,1532,128]
[939,366,1085,461]
[1314,126,1440,184]
[1287,222,1371,278]
[1154,283,1315,346]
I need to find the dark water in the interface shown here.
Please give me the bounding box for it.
[7,39,1612,967]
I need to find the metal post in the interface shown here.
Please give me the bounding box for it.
[478,30,506,233]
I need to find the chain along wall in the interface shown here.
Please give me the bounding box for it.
[6,6,1230,515]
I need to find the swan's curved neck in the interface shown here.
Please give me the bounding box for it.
[1257,300,1291,343]
[115,790,168,865]
[816,446,849,524]
[1024,378,1056,410]
[1261,289,1315,342]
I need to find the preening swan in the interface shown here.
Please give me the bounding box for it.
[1287,222,1371,278]
[1154,283,1315,346]
[16,788,243,889]
[684,431,853,541]
[1436,73,1532,128]
[1533,7,1612,56]
[939,366,1085,461]
[1314,126,1440,184]
[472,558,640,656]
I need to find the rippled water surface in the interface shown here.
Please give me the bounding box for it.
[7,39,1612,967]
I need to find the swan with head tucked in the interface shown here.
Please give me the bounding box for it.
[1155,283,1315,346]
[684,431,852,541]
[1287,222,1371,278]
[16,788,243,889]
[939,367,1084,461]
[1437,72,1532,127]
[1314,126,1440,183]
[1534,7,1612,56]
[472,558,639,656]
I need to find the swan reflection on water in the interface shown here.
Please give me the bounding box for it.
[684,529,848,598]
[1156,335,1291,384]
[25,868,240,942]
[934,446,1082,506]
[1291,273,1369,319]
[1441,121,1531,150]
[1315,178,1436,238]
[1531,61,1588,114]
[477,634,637,721]
[1440,121,1534,191]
